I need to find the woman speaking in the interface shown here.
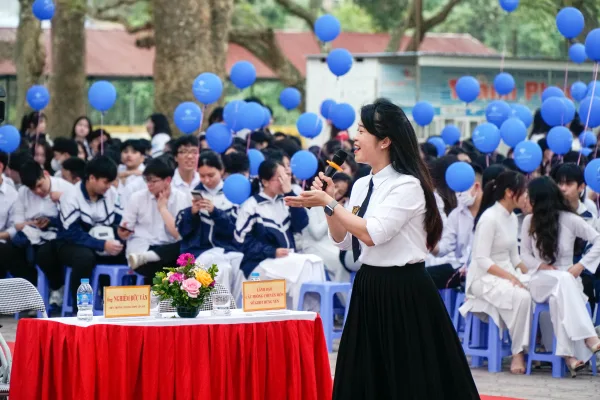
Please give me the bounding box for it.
[285,99,478,399]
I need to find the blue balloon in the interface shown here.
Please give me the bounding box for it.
[562,98,576,124]
[241,101,264,131]
[173,102,202,134]
[588,81,600,96]
[571,81,588,102]
[542,86,564,102]
[579,96,600,128]
[541,97,566,127]
[192,72,223,104]
[586,29,600,62]
[88,81,117,112]
[262,106,272,128]
[247,149,265,176]
[279,87,301,110]
[327,48,353,77]
[0,125,21,153]
[569,43,587,64]
[412,101,435,126]
[26,85,49,111]
[510,104,533,128]
[230,61,256,89]
[585,159,600,192]
[223,100,246,132]
[514,141,543,173]
[205,123,232,154]
[441,125,461,145]
[32,0,54,21]
[547,126,573,155]
[314,14,341,42]
[427,137,446,157]
[223,174,252,205]
[485,100,511,128]
[579,131,597,147]
[296,112,323,139]
[472,122,501,153]
[500,117,527,148]
[455,76,480,103]
[320,99,336,119]
[291,150,319,180]
[499,0,519,13]
[494,72,515,95]
[330,103,355,130]
[582,147,593,157]
[445,162,475,192]
[557,7,585,39]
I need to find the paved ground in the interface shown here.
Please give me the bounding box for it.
[2,316,600,399]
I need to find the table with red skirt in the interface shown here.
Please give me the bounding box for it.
[9,310,333,400]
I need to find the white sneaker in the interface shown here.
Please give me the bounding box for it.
[49,286,64,307]
[128,253,147,270]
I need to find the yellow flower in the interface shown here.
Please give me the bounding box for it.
[195,269,213,287]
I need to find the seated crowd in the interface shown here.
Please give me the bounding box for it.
[2,102,600,375]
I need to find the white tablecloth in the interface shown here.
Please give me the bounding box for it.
[48,309,317,327]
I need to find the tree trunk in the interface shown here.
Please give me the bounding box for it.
[15,0,46,124]
[406,0,423,52]
[47,0,86,138]
[152,0,234,133]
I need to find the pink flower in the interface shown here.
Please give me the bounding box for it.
[169,272,184,283]
[181,278,201,298]
[177,253,196,267]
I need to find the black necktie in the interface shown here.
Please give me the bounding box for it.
[352,178,374,262]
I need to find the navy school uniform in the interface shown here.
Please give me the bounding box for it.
[234,190,309,278]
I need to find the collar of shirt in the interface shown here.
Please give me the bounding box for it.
[256,191,283,204]
[80,180,103,202]
[193,180,223,195]
[0,179,7,194]
[577,201,590,217]
[173,168,200,189]
[493,201,511,217]
[370,164,395,190]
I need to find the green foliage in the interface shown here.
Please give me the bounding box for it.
[332,1,378,33]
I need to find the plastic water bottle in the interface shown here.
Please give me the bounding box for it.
[77,278,93,321]
[250,272,260,282]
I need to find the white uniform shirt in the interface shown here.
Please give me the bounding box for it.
[151,133,171,158]
[120,187,191,255]
[0,178,19,241]
[15,177,74,221]
[171,168,200,196]
[329,164,428,267]
[521,211,600,273]
[117,164,146,210]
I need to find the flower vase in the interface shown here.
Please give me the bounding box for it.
[176,306,200,318]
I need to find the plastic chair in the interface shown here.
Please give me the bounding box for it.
[60,267,74,317]
[297,282,352,353]
[526,302,597,378]
[453,292,466,339]
[90,265,145,316]
[462,312,512,372]
[13,266,49,320]
[439,288,457,316]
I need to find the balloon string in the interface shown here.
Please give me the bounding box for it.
[581,63,599,163]
[200,104,207,154]
[100,112,104,156]
[563,60,570,95]
[302,180,306,191]
[500,37,506,72]
[486,154,490,168]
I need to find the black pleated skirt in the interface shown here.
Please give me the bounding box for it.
[332,263,479,400]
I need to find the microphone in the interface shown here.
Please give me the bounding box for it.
[321,149,348,191]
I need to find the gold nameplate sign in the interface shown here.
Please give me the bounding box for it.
[103,286,151,318]
[242,279,287,312]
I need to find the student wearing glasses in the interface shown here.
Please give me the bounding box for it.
[170,136,200,196]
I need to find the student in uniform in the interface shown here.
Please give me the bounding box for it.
[57,156,125,304]
[460,170,532,374]
[285,99,478,399]
[116,139,147,210]
[118,159,189,277]
[171,136,201,195]
[146,113,172,158]
[51,138,78,178]
[177,151,243,299]
[60,157,86,185]
[521,176,600,375]
[71,116,93,159]
[235,159,325,311]
[0,151,36,284]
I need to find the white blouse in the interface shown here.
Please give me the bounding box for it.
[521,211,600,274]
[329,164,428,267]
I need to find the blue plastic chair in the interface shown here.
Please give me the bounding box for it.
[61,267,74,317]
[439,288,457,316]
[526,302,597,378]
[462,312,512,372]
[453,292,465,339]
[297,281,352,353]
[90,265,145,316]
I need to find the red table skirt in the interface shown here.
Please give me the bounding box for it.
[9,317,333,400]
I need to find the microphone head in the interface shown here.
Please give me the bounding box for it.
[331,149,348,167]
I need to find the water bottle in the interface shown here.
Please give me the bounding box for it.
[77,278,93,321]
[250,272,260,282]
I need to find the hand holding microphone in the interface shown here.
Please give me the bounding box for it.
[320,149,348,192]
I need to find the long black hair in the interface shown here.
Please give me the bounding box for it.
[198,150,224,170]
[251,159,279,195]
[474,170,526,230]
[429,155,458,216]
[149,113,172,136]
[527,176,573,264]
[70,116,93,140]
[360,98,442,250]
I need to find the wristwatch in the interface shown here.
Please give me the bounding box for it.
[324,199,339,216]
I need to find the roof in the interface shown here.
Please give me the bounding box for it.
[0,27,496,78]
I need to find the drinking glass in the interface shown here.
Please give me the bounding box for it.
[150,291,161,318]
[211,293,231,316]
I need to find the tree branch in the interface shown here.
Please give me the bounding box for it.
[385,0,414,52]
[93,0,139,15]
[274,0,316,32]
[423,0,462,31]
